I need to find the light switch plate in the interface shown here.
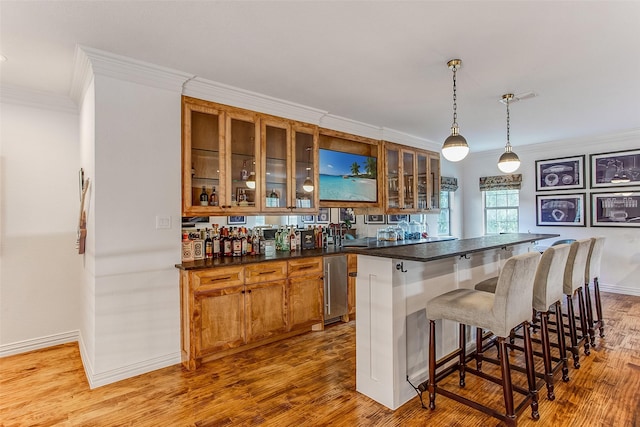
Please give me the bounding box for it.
[156,215,171,229]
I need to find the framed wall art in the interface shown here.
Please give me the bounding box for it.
[535,155,585,191]
[387,214,409,224]
[536,193,585,226]
[316,207,330,224]
[227,216,246,225]
[590,149,640,188]
[591,192,640,227]
[301,215,315,224]
[339,208,356,224]
[364,214,385,224]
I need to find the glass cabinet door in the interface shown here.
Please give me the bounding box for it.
[262,119,290,212]
[184,102,224,214]
[417,152,428,211]
[227,112,260,211]
[429,153,441,210]
[402,150,416,210]
[386,147,400,210]
[292,125,318,212]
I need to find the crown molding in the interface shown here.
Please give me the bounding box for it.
[70,45,192,105]
[381,127,440,151]
[319,114,382,140]
[1,84,78,114]
[183,77,328,125]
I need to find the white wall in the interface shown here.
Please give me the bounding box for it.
[460,130,640,295]
[0,88,82,354]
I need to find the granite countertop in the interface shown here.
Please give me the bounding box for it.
[175,236,457,270]
[345,233,560,262]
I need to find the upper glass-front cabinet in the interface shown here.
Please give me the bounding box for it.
[227,111,260,212]
[292,124,318,212]
[262,118,290,213]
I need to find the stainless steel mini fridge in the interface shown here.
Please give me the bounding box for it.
[323,255,348,323]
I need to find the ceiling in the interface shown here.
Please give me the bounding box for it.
[1,1,639,153]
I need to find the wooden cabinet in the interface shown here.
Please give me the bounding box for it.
[181,258,324,370]
[288,257,324,330]
[182,96,319,216]
[383,141,440,213]
[347,254,357,317]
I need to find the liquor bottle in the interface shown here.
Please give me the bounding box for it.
[204,229,213,259]
[246,228,254,255]
[295,228,301,249]
[222,227,232,257]
[232,228,242,257]
[269,188,279,207]
[289,227,297,252]
[199,186,209,206]
[212,224,221,258]
[191,163,196,178]
[240,160,249,181]
[240,227,248,256]
[252,229,260,255]
[281,226,290,252]
[209,187,218,207]
[274,228,281,251]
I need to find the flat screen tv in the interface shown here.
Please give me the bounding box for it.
[319,148,378,202]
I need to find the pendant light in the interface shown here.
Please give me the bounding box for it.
[497,93,521,173]
[441,59,469,162]
[302,146,314,192]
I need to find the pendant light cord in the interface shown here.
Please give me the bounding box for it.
[505,96,511,151]
[452,66,458,127]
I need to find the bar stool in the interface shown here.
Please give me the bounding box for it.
[424,252,541,426]
[474,244,572,401]
[563,239,592,369]
[584,237,606,345]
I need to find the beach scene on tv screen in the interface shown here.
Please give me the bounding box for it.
[319,149,377,201]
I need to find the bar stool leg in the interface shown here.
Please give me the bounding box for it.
[594,277,605,338]
[538,311,555,400]
[459,324,466,387]
[555,301,570,382]
[497,337,516,422]
[577,288,591,356]
[475,327,484,371]
[566,292,580,369]
[523,321,540,419]
[584,282,596,347]
[428,319,436,410]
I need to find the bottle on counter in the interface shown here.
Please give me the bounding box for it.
[289,226,297,252]
[204,229,213,259]
[212,224,221,258]
[209,187,218,207]
[231,228,242,257]
[222,227,232,257]
[240,227,248,256]
[199,186,209,206]
[295,228,301,250]
[252,229,260,255]
[280,227,289,252]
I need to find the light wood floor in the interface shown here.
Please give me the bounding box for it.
[2,292,639,426]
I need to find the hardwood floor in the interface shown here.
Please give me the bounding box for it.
[1,292,639,426]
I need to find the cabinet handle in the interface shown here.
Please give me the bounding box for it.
[258,270,276,275]
[296,265,314,270]
[209,276,232,282]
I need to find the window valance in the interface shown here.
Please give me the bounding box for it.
[479,174,522,191]
[440,176,458,192]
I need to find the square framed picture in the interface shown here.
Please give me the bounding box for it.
[364,214,385,224]
[339,208,356,224]
[590,149,640,189]
[387,214,409,224]
[591,192,640,227]
[316,207,330,224]
[536,193,585,226]
[535,155,585,191]
[227,215,246,225]
[301,215,314,223]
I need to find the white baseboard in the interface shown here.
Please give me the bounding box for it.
[85,351,181,389]
[0,330,79,358]
[599,284,640,297]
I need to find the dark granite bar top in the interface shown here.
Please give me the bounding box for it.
[346,233,559,262]
[175,236,457,270]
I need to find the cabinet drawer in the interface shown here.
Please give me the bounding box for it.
[288,257,323,277]
[192,266,244,291]
[245,261,287,284]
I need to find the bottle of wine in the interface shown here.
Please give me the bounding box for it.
[212,224,221,258]
[232,227,242,257]
[222,227,232,257]
[199,186,209,206]
[204,229,213,259]
[240,160,249,181]
[240,227,248,256]
[289,226,297,252]
[209,186,218,207]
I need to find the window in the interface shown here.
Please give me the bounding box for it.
[484,189,519,234]
[438,191,451,235]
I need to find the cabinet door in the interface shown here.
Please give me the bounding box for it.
[288,274,324,330]
[428,153,441,210]
[245,280,288,342]
[225,110,260,212]
[386,146,401,211]
[261,118,291,213]
[291,124,318,213]
[194,285,245,357]
[416,152,429,211]
[347,254,357,316]
[402,150,416,210]
[182,99,226,216]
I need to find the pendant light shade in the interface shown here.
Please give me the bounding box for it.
[442,59,469,162]
[497,93,521,173]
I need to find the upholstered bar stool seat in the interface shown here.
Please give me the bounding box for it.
[585,237,606,345]
[473,245,572,400]
[563,239,592,368]
[424,252,541,426]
